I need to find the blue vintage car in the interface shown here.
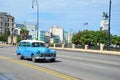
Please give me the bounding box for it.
[16,40,56,62]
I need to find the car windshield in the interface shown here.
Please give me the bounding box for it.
[32,42,46,47]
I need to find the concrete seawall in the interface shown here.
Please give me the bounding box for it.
[50,47,120,56]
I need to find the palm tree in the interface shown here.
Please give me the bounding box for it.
[20,28,29,40]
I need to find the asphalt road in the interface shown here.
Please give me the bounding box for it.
[0,46,120,80]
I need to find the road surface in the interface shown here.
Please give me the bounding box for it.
[0,46,120,80]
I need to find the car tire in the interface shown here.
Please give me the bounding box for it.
[32,55,36,63]
[50,59,55,62]
[18,54,23,60]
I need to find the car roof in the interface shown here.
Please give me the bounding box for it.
[20,40,45,43]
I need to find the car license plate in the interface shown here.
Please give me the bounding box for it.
[45,57,51,59]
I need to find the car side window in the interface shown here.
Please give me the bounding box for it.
[40,43,46,47]
[26,42,31,47]
[19,42,26,47]
[32,42,39,47]
[32,42,46,47]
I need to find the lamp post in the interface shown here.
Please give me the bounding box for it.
[107,0,112,50]
[32,0,39,40]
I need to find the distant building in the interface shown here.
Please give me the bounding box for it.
[16,24,26,29]
[26,24,36,40]
[63,31,73,44]
[13,27,21,35]
[100,19,109,32]
[15,23,37,40]
[64,31,68,43]
[50,35,60,43]
[39,30,45,41]
[50,26,64,43]
[0,12,15,35]
[15,24,26,35]
[45,32,51,38]
[100,12,109,32]
[68,32,73,43]
[44,32,51,43]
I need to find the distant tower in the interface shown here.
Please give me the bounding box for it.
[100,12,109,32]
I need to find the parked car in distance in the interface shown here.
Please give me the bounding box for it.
[16,40,56,62]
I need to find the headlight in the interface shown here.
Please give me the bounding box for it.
[37,50,41,56]
[53,53,56,57]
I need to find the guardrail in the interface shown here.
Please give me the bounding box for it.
[49,44,120,56]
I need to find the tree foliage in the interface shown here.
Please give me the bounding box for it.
[20,28,29,40]
[17,35,22,43]
[111,35,120,45]
[0,30,10,42]
[72,30,120,46]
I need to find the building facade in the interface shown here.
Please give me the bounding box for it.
[68,32,73,43]
[100,19,109,32]
[15,24,26,35]
[50,26,64,43]
[0,12,15,35]
[39,30,45,41]
[64,31,68,43]
[26,24,36,40]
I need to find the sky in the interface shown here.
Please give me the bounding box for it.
[0,0,120,35]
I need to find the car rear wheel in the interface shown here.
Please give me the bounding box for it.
[32,55,36,62]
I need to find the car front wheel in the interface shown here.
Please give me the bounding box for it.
[18,54,23,60]
[32,55,36,62]
[50,59,55,62]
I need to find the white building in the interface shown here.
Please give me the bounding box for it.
[26,24,36,40]
[100,19,109,31]
[68,32,73,43]
[38,30,45,41]
[13,27,21,35]
[14,24,26,35]
[50,26,64,43]
[45,32,51,37]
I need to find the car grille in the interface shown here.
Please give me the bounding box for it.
[41,53,55,57]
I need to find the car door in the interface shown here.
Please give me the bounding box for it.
[17,42,26,56]
[25,42,32,58]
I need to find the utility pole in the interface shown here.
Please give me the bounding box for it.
[32,0,39,40]
[107,0,111,50]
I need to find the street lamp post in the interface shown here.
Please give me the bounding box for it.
[32,0,39,40]
[107,0,112,50]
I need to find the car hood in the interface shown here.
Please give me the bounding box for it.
[32,47,56,53]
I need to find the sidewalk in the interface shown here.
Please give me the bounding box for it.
[0,43,14,47]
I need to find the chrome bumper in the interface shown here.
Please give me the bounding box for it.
[35,57,56,60]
